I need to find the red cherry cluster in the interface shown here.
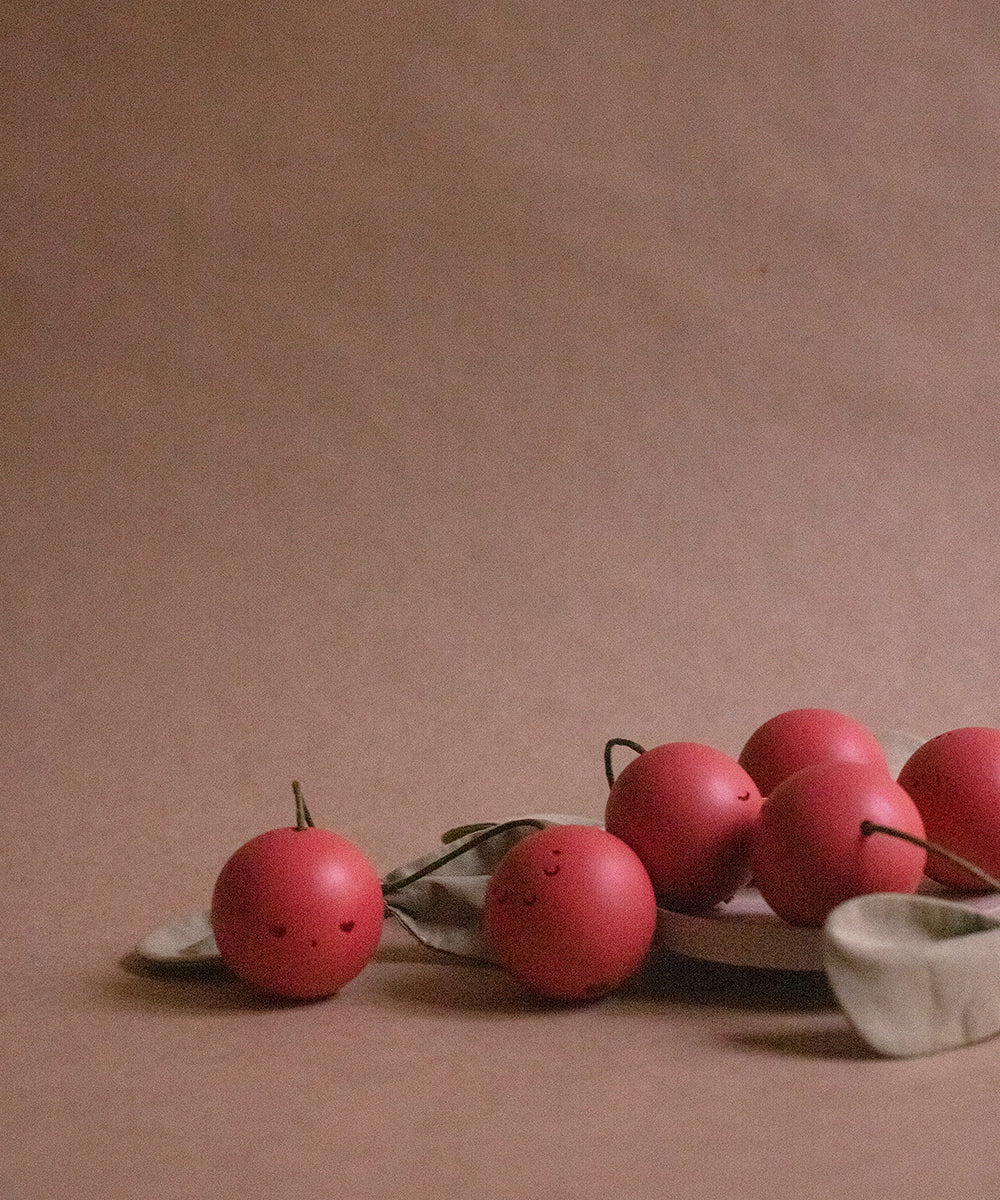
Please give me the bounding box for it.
[607,710,1000,933]
[208,713,1000,1005]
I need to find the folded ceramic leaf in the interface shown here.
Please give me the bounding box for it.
[136,909,219,963]
[382,814,598,960]
[824,892,1000,1057]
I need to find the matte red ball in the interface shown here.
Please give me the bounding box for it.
[482,824,657,1001]
[897,727,1000,891]
[211,826,384,999]
[738,707,888,797]
[750,759,926,927]
[605,742,762,913]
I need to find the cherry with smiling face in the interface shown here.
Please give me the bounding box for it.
[210,784,384,1000]
[482,824,657,1001]
[604,741,763,913]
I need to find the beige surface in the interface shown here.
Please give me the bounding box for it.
[6,3,1000,1197]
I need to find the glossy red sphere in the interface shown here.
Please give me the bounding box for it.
[211,826,384,999]
[738,707,888,797]
[482,824,657,1001]
[897,727,1000,891]
[750,759,926,927]
[605,742,762,913]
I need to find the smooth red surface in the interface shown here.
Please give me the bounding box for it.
[750,761,927,927]
[897,727,1000,890]
[211,826,384,998]
[738,708,889,797]
[605,743,762,912]
[482,825,657,1000]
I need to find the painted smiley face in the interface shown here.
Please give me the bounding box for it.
[211,826,384,999]
[481,824,658,1001]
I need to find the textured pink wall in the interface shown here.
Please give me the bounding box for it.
[5,4,1000,1197]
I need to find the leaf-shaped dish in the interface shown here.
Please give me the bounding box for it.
[823,891,1000,1056]
[135,909,219,963]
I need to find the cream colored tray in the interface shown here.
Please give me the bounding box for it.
[654,885,1000,972]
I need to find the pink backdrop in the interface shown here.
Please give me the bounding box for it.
[6,3,1000,1197]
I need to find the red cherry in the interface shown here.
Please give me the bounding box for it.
[738,707,888,797]
[750,759,926,927]
[211,796,384,999]
[604,742,762,913]
[897,727,1000,891]
[482,824,657,1001]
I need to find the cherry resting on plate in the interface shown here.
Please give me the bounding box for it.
[750,759,926,927]
[897,727,1000,891]
[604,741,762,913]
[482,824,657,1001]
[738,708,888,797]
[211,785,384,999]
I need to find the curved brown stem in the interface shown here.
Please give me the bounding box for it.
[860,820,1000,891]
[381,818,548,896]
[604,738,646,788]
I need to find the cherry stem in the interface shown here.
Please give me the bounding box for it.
[604,738,646,788]
[380,818,549,896]
[860,820,1000,892]
[292,780,315,831]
